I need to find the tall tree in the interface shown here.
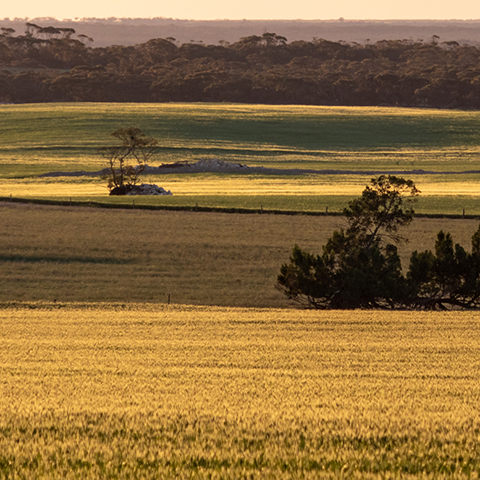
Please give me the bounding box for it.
[277,176,419,309]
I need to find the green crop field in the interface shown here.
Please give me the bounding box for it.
[2,103,480,214]
[1,304,479,479]
[2,103,480,170]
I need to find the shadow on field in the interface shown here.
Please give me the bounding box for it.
[0,254,132,265]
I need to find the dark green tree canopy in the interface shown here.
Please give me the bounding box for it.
[407,229,480,309]
[2,23,480,107]
[344,175,419,247]
[278,175,418,309]
[278,175,480,310]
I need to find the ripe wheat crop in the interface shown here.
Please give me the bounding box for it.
[1,304,479,478]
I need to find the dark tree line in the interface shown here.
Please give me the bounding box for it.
[277,176,480,310]
[2,26,480,107]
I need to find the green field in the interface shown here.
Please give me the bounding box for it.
[2,103,480,170]
[2,103,480,214]
[1,304,479,479]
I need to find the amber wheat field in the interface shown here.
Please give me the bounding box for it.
[2,193,480,478]
[1,303,480,479]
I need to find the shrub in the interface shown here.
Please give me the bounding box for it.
[99,127,158,195]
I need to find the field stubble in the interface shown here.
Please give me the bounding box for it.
[1,203,480,307]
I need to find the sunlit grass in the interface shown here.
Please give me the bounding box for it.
[2,171,480,215]
[4,171,480,197]
[3,103,480,215]
[2,103,480,171]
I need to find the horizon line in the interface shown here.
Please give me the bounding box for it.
[2,17,480,23]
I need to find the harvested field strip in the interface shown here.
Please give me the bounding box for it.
[1,203,479,307]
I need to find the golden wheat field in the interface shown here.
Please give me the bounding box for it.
[1,303,480,479]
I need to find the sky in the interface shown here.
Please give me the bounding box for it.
[3,0,480,21]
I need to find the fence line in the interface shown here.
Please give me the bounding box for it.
[0,196,477,219]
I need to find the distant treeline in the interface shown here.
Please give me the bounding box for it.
[2,24,480,108]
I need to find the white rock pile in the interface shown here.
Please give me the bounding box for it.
[192,158,246,171]
[125,184,172,195]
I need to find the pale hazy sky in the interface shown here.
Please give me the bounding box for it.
[3,0,480,21]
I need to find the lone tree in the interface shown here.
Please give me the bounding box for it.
[277,175,419,309]
[278,176,480,310]
[99,127,158,195]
